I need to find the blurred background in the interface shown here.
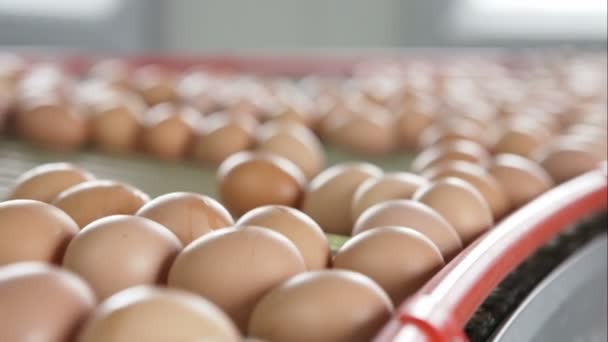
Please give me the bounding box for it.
[0,0,606,53]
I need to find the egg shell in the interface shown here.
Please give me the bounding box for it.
[422,160,511,219]
[6,162,95,203]
[301,163,383,235]
[90,98,143,153]
[334,226,444,304]
[536,144,603,183]
[16,102,89,150]
[353,199,462,260]
[255,122,325,180]
[248,269,393,342]
[140,103,198,160]
[0,262,95,342]
[168,226,306,332]
[217,151,306,217]
[351,172,429,222]
[413,178,494,244]
[488,154,554,209]
[492,125,550,158]
[191,112,257,165]
[53,180,150,228]
[327,111,397,155]
[133,65,177,105]
[418,120,489,149]
[63,215,182,300]
[76,286,240,342]
[136,192,234,245]
[395,99,436,149]
[0,200,79,266]
[236,205,330,270]
[411,140,490,173]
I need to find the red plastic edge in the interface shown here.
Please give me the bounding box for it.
[375,169,608,342]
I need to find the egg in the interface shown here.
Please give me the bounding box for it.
[327,111,396,155]
[334,226,444,304]
[90,94,144,153]
[352,199,462,259]
[0,200,79,266]
[15,98,89,150]
[217,151,306,217]
[248,270,393,342]
[351,172,429,222]
[418,119,489,148]
[255,122,325,179]
[133,65,177,105]
[536,144,603,183]
[136,192,234,245]
[422,160,510,219]
[236,205,330,270]
[395,98,436,149]
[63,215,181,299]
[413,178,493,244]
[301,163,383,235]
[411,140,490,173]
[0,262,95,342]
[88,59,131,89]
[76,286,240,342]
[191,111,257,165]
[487,154,554,209]
[53,180,149,228]
[168,226,305,332]
[6,162,95,202]
[140,103,198,160]
[492,124,551,158]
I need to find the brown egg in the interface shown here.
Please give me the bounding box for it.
[53,180,149,228]
[248,270,393,342]
[88,59,131,89]
[422,161,510,219]
[77,286,240,342]
[492,124,551,158]
[133,65,177,105]
[411,140,490,173]
[301,163,383,235]
[140,103,198,160]
[168,226,305,332]
[557,133,608,161]
[0,200,79,266]
[413,178,493,244]
[536,144,603,184]
[217,151,306,217]
[191,112,257,165]
[6,162,95,202]
[256,122,325,179]
[16,99,89,150]
[90,94,144,153]
[0,262,95,342]
[327,111,396,155]
[488,154,554,209]
[352,200,462,259]
[351,172,429,222]
[136,192,234,245]
[334,226,444,304]
[63,215,181,300]
[395,99,436,149]
[418,119,489,149]
[237,205,330,270]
